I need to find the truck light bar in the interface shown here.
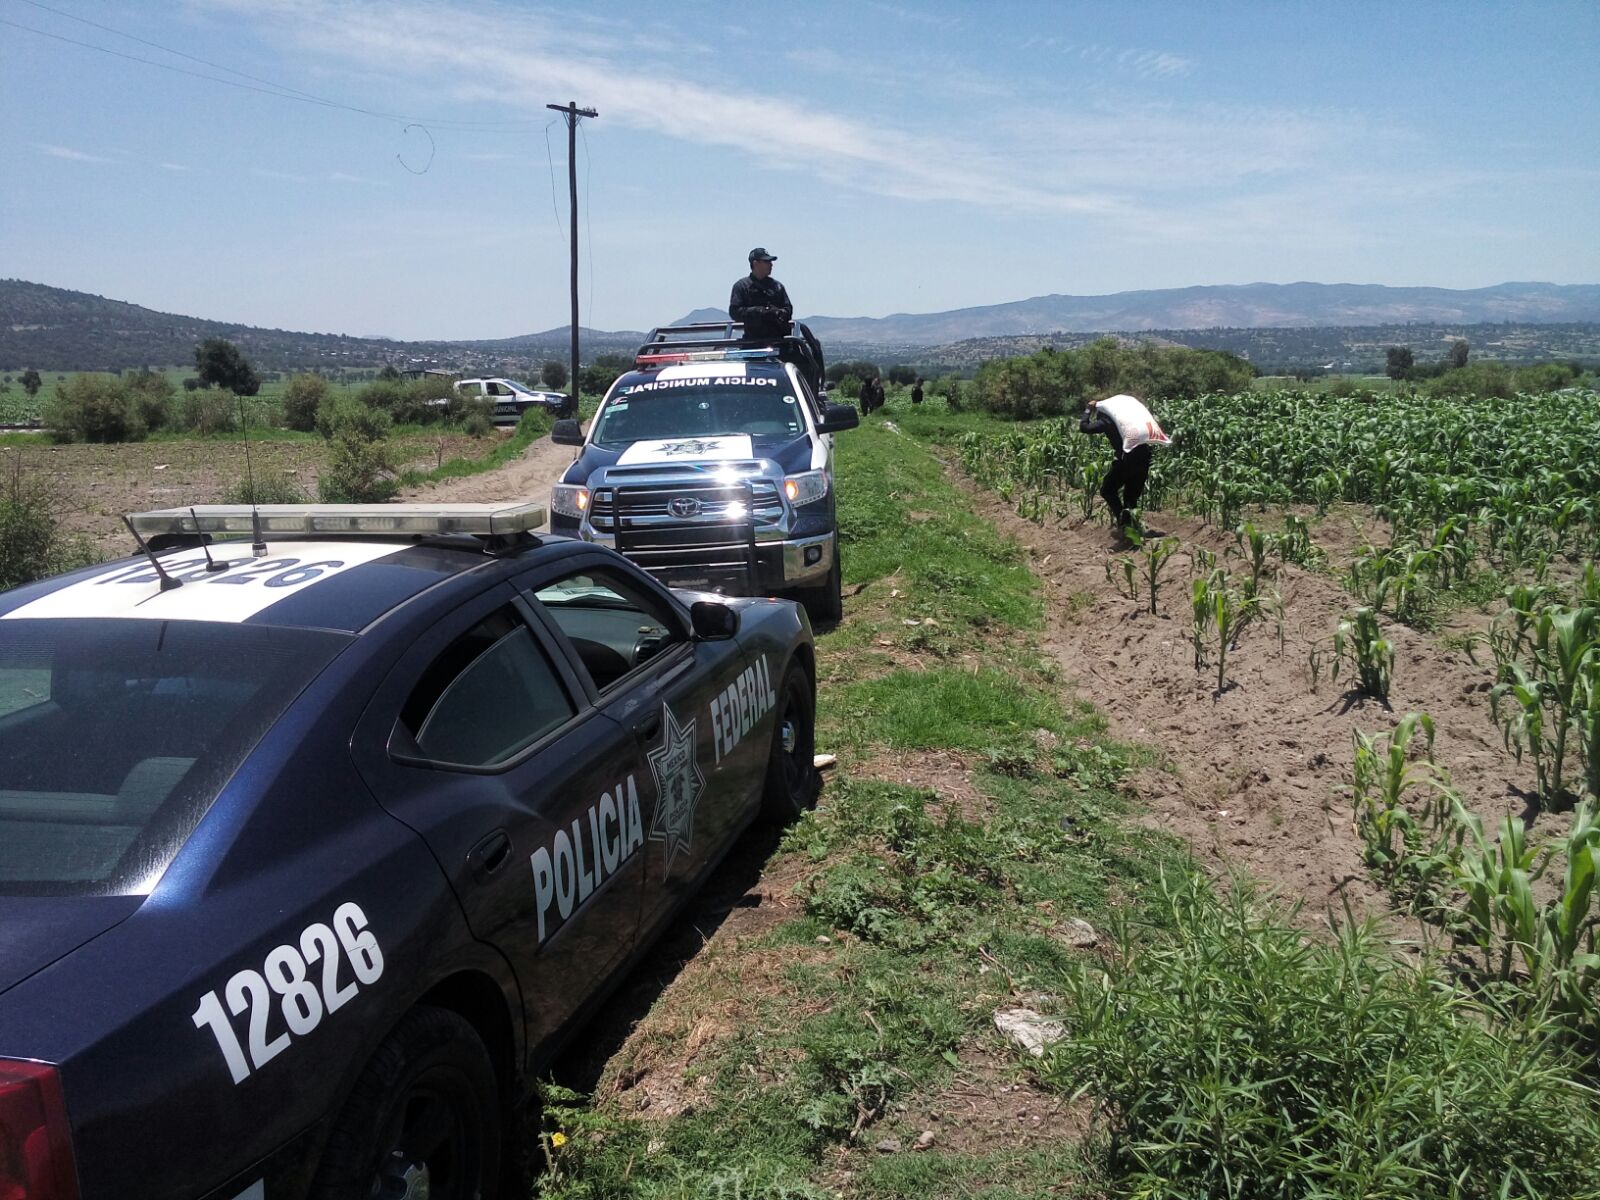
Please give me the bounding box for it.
[127,502,548,538]
[634,347,779,366]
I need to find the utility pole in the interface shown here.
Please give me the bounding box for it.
[546,100,598,418]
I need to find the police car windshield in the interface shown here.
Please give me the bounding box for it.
[592,375,806,446]
[0,619,349,897]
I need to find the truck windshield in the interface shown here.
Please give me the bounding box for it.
[0,619,349,896]
[592,376,807,446]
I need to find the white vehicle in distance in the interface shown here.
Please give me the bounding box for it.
[452,377,573,424]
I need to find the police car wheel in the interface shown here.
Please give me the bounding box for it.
[311,1006,502,1200]
[761,663,817,823]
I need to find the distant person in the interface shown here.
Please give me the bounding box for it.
[911,379,924,405]
[1079,392,1171,538]
[729,248,793,340]
[859,375,884,415]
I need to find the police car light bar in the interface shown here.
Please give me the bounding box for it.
[634,347,779,366]
[127,502,548,539]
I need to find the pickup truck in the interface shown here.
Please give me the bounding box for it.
[548,323,859,621]
[453,377,572,423]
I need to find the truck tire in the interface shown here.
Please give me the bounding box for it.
[799,538,843,624]
[310,1006,502,1200]
[762,662,818,824]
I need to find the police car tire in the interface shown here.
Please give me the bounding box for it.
[311,1005,503,1200]
[761,663,818,824]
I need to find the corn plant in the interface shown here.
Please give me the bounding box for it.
[1331,607,1394,700]
[1231,520,1274,597]
[1453,810,1546,981]
[1490,603,1600,810]
[1350,714,1457,888]
[1139,535,1180,615]
[1192,568,1269,693]
[1276,514,1320,568]
[1105,554,1138,602]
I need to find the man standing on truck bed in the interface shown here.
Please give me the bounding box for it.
[730,247,794,339]
[730,247,826,396]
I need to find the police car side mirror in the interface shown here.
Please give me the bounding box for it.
[689,600,739,641]
[818,403,860,434]
[551,419,585,446]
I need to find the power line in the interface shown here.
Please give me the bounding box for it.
[2,5,540,130]
[543,118,567,238]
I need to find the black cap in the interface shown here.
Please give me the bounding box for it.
[748,247,776,262]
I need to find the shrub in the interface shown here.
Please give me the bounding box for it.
[282,374,330,432]
[461,409,494,438]
[402,375,456,425]
[356,379,408,417]
[0,468,98,588]
[124,369,175,432]
[318,403,398,503]
[44,374,146,443]
[1048,873,1600,1199]
[971,339,1254,418]
[541,359,568,390]
[179,391,237,435]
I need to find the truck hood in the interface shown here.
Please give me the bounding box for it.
[0,896,142,999]
[564,433,815,484]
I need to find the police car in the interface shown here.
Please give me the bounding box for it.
[452,378,572,423]
[0,502,817,1200]
[549,324,859,622]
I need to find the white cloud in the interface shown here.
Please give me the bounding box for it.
[191,0,1540,253]
[159,161,194,172]
[37,143,117,164]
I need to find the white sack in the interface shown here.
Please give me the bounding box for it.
[1095,393,1171,453]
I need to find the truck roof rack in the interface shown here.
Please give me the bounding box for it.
[634,321,780,365]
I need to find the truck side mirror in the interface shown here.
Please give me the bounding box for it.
[818,403,860,434]
[689,600,739,641]
[551,419,585,446]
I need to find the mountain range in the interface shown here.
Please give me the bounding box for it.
[4,278,1598,374]
[687,281,1600,346]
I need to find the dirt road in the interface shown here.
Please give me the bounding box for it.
[395,429,578,526]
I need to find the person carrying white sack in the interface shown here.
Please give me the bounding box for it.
[1078,392,1171,537]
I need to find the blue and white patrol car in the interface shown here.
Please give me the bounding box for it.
[549,324,860,622]
[0,502,817,1200]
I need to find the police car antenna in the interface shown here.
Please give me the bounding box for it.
[188,506,230,572]
[120,514,183,591]
[237,395,268,557]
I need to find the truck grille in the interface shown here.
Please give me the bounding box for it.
[594,479,783,588]
[589,480,782,536]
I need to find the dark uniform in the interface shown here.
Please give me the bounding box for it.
[1080,404,1153,530]
[729,273,794,340]
[911,381,924,405]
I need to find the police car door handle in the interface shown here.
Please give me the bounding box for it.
[469,829,513,878]
[636,713,662,741]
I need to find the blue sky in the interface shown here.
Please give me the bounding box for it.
[3,0,1596,340]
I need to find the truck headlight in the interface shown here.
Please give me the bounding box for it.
[783,470,829,506]
[551,484,589,519]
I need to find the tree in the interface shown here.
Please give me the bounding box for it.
[1448,339,1470,369]
[579,353,630,397]
[282,373,330,432]
[193,338,261,395]
[541,359,568,390]
[1385,346,1414,381]
[20,370,41,398]
[887,364,917,386]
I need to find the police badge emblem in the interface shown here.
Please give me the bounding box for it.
[646,703,705,872]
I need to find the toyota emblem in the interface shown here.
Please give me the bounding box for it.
[667,496,701,518]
